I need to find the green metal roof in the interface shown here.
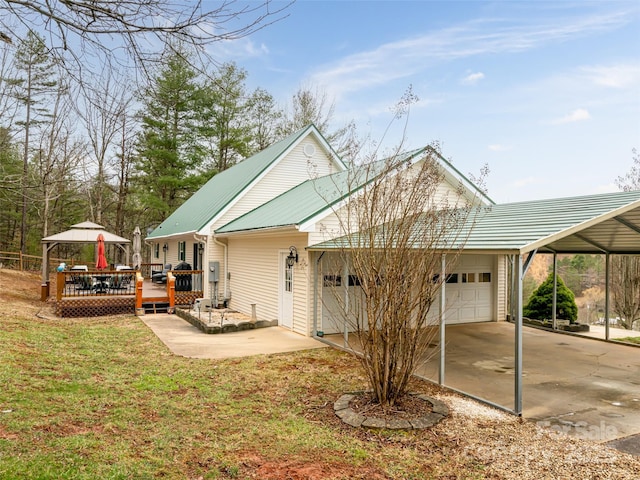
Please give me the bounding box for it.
[309,190,640,254]
[147,125,338,239]
[215,147,433,234]
[216,146,494,235]
[464,190,640,253]
[215,170,352,234]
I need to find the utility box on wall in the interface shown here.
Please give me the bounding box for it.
[208,261,219,283]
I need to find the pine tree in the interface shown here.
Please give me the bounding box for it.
[524,273,578,322]
[199,62,253,173]
[7,30,57,253]
[134,46,204,224]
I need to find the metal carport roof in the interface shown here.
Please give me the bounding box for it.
[308,190,640,255]
[463,190,640,254]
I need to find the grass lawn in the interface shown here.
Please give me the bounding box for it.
[615,336,640,345]
[1,270,639,479]
[0,311,485,479]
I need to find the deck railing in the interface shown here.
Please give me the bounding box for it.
[55,269,204,316]
[56,270,137,300]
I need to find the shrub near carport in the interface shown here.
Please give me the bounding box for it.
[524,273,578,323]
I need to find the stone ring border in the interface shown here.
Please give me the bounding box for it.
[334,391,449,430]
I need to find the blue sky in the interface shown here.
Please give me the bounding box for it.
[214,0,640,203]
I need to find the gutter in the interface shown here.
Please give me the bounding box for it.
[212,234,230,301]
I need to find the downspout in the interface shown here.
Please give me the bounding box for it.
[313,252,325,337]
[213,234,229,301]
[193,234,207,292]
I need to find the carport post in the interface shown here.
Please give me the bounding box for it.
[439,254,446,385]
[605,253,610,341]
[552,253,557,330]
[515,254,523,415]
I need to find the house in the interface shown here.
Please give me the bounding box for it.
[147,125,640,341]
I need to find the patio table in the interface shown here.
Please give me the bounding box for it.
[92,274,112,294]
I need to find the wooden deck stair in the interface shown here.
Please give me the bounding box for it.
[141,295,170,314]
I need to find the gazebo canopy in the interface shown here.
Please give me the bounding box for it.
[41,221,132,297]
[42,221,131,245]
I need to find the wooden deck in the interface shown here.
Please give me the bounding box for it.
[142,279,170,300]
[54,271,204,317]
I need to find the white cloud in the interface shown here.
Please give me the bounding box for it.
[488,144,510,152]
[462,72,485,85]
[594,183,618,194]
[308,8,632,99]
[512,176,540,188]
[582,63,640,88]
[552,108,591,124]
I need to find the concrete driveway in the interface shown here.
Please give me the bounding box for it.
[411,322,640,445]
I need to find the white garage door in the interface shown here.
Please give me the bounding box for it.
[445,255,494,324]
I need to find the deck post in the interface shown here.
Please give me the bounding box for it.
[56,272,65,301]
[135,273,144,310]
[167,272,176,312]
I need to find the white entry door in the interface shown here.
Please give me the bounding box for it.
[279,252,293,329]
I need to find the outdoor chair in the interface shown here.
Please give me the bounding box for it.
[152,264,171,284]
[110,269,133,292]
[73,273,93,292]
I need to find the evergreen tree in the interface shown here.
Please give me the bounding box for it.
[7,30,57,253]
[524,273,578,322]
[134,46,205,224]
[0,127,22,249]
[199,62,252,173]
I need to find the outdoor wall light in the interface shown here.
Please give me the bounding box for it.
[198,243,205,255]
[286,246,298,267]
[163,243,168,252]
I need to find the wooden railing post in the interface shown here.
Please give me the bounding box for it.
[56,272,65,301]
[135,272,144,310]
[167,272,176,313]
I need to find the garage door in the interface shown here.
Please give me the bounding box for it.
[445,255,494,324]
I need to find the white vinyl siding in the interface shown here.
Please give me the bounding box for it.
[215,138,337,229]
[496,255,508,321]
[226,234,309,336]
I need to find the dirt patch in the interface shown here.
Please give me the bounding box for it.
[349,391,433,421]
[239,451,388,480]
[0,269,44,305]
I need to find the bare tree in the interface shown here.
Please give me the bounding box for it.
[0,0,291,80]
[7,30,58,253]
[616,148,640,192]
[278,85,361,161]
[112,97,137,241]
[75,69,133,225]
[611,149,640,330]
[610,257,640,330]
[320,144,486,409]
[33,81,83,238]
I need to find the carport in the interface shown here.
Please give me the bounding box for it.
[416,321,640,441]
[316,190,640,419]
[464,190,640,415]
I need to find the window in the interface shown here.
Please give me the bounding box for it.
[462,273,476,283]
[323,275,342,287]
[479,272,491,283]
[446,273,458,284]
[178,241,186,261]
[285,264,293,292]
[154,243,159,259]
[348,275,361,286]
